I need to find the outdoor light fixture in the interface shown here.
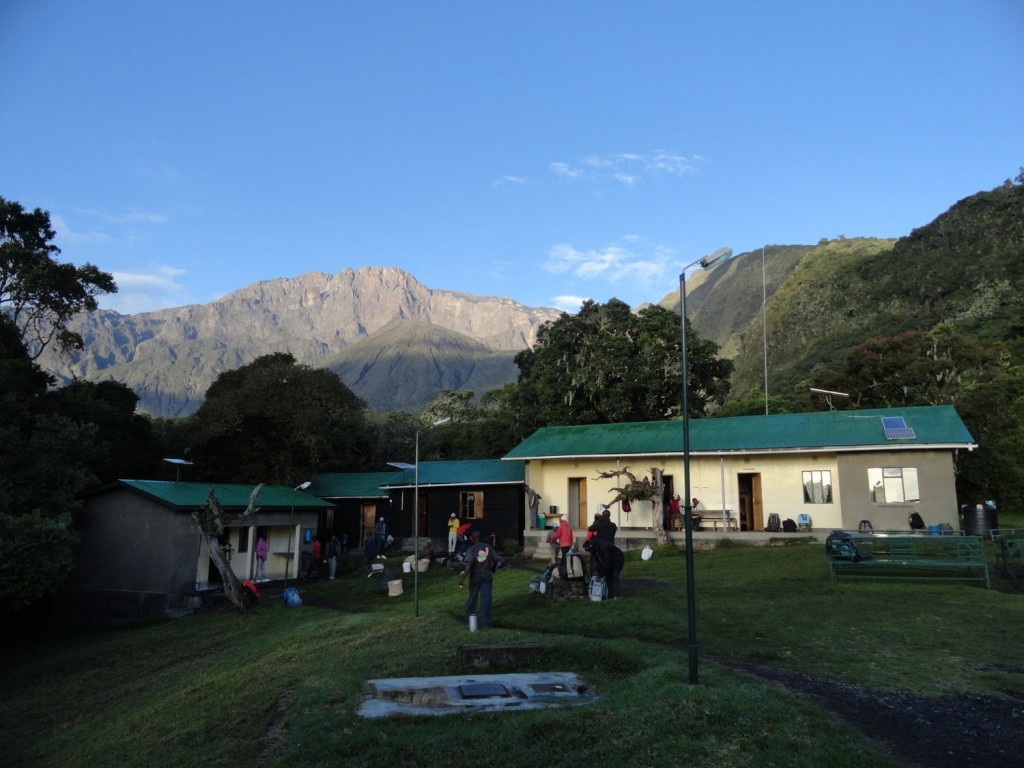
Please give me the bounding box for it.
[810,388,850,411]
[162,457,193,482]
[679,247,730,685]
[284,481,312,587]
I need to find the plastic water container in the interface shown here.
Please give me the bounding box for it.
[469,614,478,632]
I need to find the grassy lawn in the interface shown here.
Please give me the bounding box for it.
[2,538,1022,768]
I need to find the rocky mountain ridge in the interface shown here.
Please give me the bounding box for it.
[38,267,562,417]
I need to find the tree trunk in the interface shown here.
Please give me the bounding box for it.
[593,466,669,546]
[650,467,669,546]
[193,486,263,614]
[204,533,249,612]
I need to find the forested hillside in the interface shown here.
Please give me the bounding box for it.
[712,180,1024,506]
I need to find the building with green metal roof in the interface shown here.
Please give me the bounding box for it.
[305,472,400,554]
[503,405,975,539]
[310,461,528,553]
[69,480,332,621]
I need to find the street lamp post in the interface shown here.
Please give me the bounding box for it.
[762,245,769,415]
[284,481,311,588]
[413,417,451,617]
[679,247,730,685]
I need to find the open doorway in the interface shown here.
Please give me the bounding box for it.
[568,478,588,529]
[737,473,763,531]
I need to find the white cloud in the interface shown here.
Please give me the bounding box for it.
[50,214,111,246]
[549,150,701,185]
[52,206,169,249]
[492,175,526,186]
[99,265,190,314]
[541,237,677,306]
[551,294,587,313]
[550,162,584,180]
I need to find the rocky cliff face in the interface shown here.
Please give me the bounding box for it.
[38,267,561,417]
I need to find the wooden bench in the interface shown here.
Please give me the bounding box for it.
[694,510,738,532]
[991,528,1024,584]
[827,533,990,588]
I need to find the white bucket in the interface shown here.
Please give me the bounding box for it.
[388,579,403,597]
[402,561,412,573]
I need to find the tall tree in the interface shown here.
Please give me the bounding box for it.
[186,353,370,483]
[513,299,733,428]
[45,380,158,483]
[0,197,116,358]
[811,328,1024,510]
[0,317,100,610]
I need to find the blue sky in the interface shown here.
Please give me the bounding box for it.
[2,1,1022,315]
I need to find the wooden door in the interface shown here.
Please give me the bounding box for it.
[752,474,764,531]
[568,478,587,530]
[361,503,376,545]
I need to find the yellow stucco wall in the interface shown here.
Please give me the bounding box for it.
[524,448,957,533]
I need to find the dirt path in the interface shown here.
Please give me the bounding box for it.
[723,661,1023,768]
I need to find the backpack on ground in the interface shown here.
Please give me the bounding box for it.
[782,518,797,533]
[765,513,781,532]
[825,530,864,562]
[858,520,874,533]
[563,553,586,580]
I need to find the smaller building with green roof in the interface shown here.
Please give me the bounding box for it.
[70,480,333,622]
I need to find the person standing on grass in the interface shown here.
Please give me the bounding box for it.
[458,530,495,628]
[594,506,617,545]
[327,534,341,579]
[307,536,322,578]
[448,513,460,556]
[362,534,380,573]
[375,517,389,559]
[553,514,575,578]
[254,535,268,582]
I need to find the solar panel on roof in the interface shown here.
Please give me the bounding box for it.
[881,416,916,440]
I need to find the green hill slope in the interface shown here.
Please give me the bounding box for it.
[694,183,1024,404]
[321,320,518,412]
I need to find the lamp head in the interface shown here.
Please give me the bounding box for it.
[699,247,732,270]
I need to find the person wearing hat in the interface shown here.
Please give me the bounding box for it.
[447,512,461,556]
[552,514,575,579]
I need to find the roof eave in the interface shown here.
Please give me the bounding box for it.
[504,442,976,461]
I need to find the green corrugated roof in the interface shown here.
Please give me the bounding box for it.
[308,472,401,499]
[381,459,526,488]
[116,480,335,510]
[502,405,976,460]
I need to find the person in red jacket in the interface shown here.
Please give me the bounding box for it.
[306,536,321,578]
[553,514,575,578]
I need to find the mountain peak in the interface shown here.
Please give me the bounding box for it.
[37,267,560,417]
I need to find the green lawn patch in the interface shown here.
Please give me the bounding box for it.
[2,543,1021,767]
